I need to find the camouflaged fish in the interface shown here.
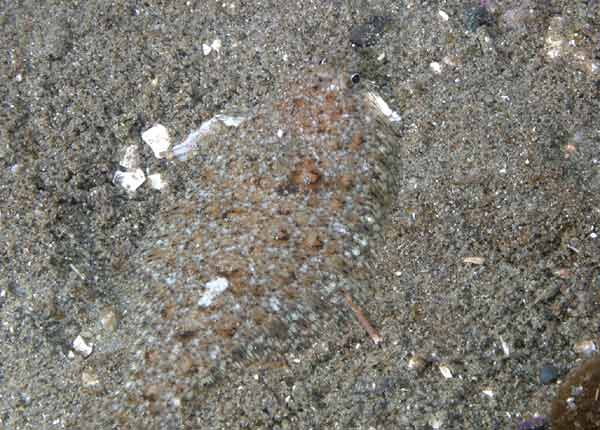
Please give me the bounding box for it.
[117,60,402,427]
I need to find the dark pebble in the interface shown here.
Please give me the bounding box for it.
[465,6,494,32]
[350,15,389,48]
[539,365,559,385]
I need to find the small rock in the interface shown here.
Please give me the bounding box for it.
[99,308,119,332]
[539,365,559,385]
[407,355,427,372]
[465,6,494,32]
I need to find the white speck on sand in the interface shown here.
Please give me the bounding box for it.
[198,277,230,307]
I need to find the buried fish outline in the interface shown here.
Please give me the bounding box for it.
[117,59,403,426]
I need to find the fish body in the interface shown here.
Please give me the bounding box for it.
[119,62,402,427]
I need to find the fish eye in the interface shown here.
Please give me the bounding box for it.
[351,73,360,84]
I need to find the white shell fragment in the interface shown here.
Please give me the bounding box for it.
[147,173,167,190]
[119,145,140,169]
[99,308,119,332]
[463,256,485,265]
[113,168,146,193]
[482,389,495,398]
[72,335,94,358]
[364,92,401,123]
[430,61,443,74]
[574,340,597,357]
[172,114,247,161]
[203,38,222,56]
[500,336,511,357]
[198,277,230,307]
[142,124,171,159]
[438,364,453,379]
[407,355,427,372]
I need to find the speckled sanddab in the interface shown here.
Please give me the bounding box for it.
[123,61,402,425]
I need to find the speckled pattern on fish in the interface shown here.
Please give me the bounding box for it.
[119,63,402,427]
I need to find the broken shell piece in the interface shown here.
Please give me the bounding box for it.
[574,340,598,357]
[171,114,247,161]
[482,388,495,398]
[99,307,119,332]
[73,335,94,358]
[198,277,230,307]
[203,38,222,56]
[438,364,453,379]
[463,256,485,265]
[113,168,146,193]
[147,173,166,190]
[429,61,443,74]
[364,92,401,123]
[142,124,171,159]
[407,355,427,372]
[119,145,140,169]
[500,336,511,357]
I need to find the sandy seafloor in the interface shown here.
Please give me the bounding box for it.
[1,0,600,429]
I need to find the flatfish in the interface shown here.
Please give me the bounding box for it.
[119,60,402,427]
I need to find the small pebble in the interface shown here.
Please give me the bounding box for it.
[539,365,559,385]
[99,308,119,332]
[465,6,493,32]
[407,355,427,372]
